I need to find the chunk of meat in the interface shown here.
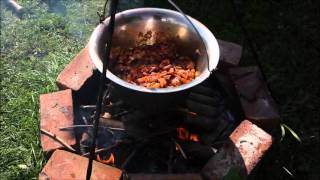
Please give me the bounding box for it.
[171,77,181,86]
[110,34,197,88]
[158,78,167,88]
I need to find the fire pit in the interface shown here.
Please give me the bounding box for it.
[38,5,279,180]
[73,74,235,173]
[89,8,220,92]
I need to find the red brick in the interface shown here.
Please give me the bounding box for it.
[230,120,272,173]
[229,66,280,131]
[56,47,95,91]
[40,89,75,152]
[217,40,243,68]
[202,120,272,179]
[39,150,122,180]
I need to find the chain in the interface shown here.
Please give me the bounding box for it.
[167,0,211,73]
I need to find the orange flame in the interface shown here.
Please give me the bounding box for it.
[177,127,189,140]
[190,134,199,142]
[97,153,115,165]
[176,127,199,142]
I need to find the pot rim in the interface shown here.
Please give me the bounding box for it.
[88,8,220,94]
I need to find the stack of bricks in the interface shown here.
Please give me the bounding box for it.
[38,38,279,179]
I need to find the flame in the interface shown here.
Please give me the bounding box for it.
[190,134,199,142]
[176,127,199,142]
[177,127,189,140]
[96,153,115,165]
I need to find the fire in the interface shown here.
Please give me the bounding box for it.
[190,134,199,142]
[176,127,199,142]
[96,153,115,165]
[177,127,189,140]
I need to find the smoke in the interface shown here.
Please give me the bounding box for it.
[40,0,144,42]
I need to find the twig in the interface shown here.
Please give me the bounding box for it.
[59,124,114,135]
[82,141,123,157]
[59,125,125,131]
[40,129,76,152]
[173,139,187,160]
[80,105,96,109]
[175,107,197,116]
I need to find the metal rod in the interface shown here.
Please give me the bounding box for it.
[59,124,124,131]
[86,0,118,179]
[167,0,210,73]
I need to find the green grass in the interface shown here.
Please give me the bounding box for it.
[0,0,104,178]
[1,0,319,179]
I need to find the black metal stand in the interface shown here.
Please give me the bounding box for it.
[86,0,118,179]
[85,0,211,179]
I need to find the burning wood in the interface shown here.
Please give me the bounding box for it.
[190,134,200,142]
[176,127,199,142]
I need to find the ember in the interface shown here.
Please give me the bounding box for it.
[97,153,115,165]
[110,31,197,88]
[177,127,199,142]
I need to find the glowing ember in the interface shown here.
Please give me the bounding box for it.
[176,127,199,142]
[96,153,115,165]
[190,134,199,142]
[177,127,189,140]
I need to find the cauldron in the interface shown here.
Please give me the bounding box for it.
[89,8,220,109]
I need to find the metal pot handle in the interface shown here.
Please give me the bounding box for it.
[167,0,211,74]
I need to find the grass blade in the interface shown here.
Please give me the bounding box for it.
[282,124,302,143]
[282,166,294,177]
[280,124,286,142]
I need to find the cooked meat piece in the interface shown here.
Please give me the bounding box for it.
[110,34,197,88]
[158,78,167,88]
[171,76,181,87]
